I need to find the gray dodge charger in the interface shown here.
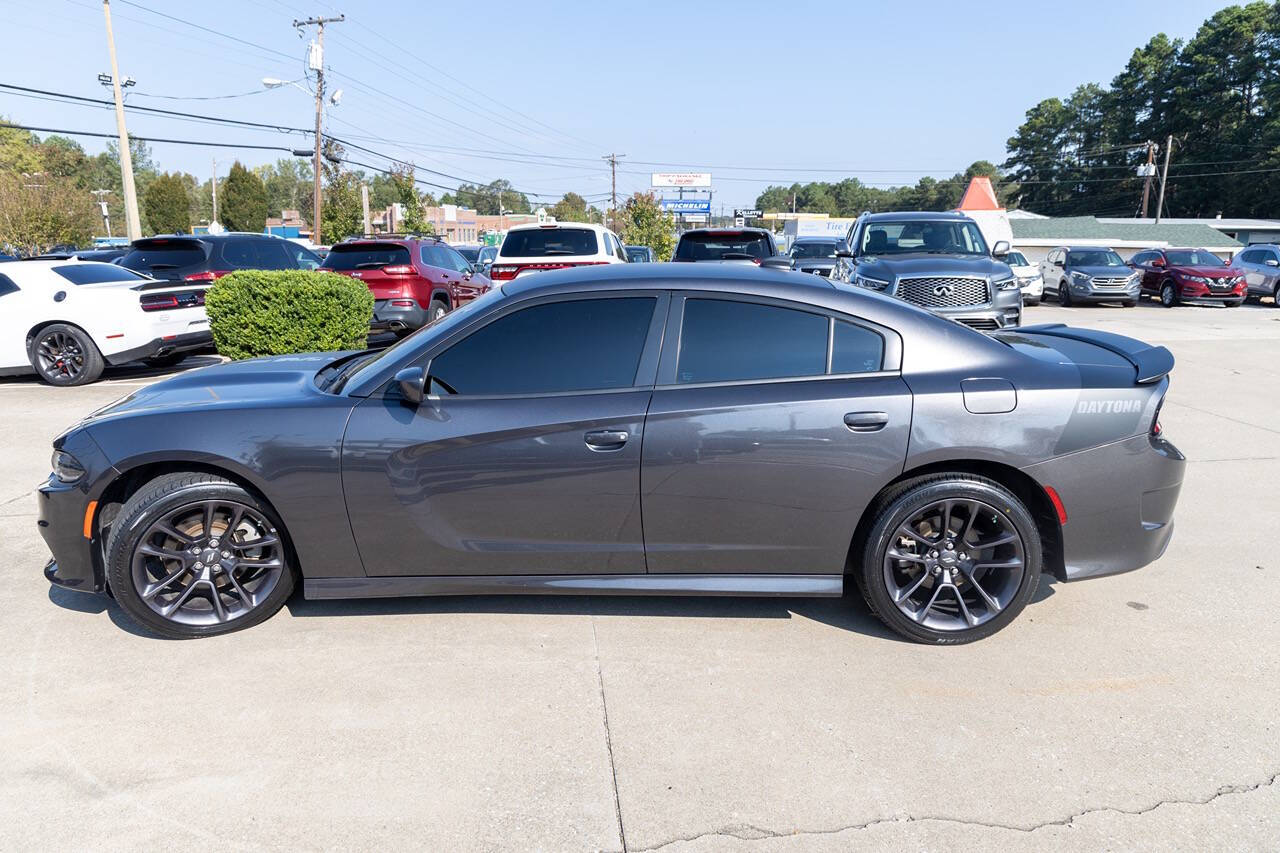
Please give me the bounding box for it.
[38,265,1185,643]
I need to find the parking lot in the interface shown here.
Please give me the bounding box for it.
[1,299,1277,851]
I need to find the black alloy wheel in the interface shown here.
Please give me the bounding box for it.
[1058,282,1073,307]
[29,324,105,386]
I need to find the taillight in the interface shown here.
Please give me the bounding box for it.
[389,299,416,307]
[382,265,414,275]
[183,270,231,282]
[1151,395,1165,437]
[140,294,179,311]
[490,265,519,281]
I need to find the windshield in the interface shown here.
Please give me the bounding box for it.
[341,286,507,391]
[859,220,988,255]
[1165,249,1225,266]
[674,231,772,261]
[625,247,649,262]
[500,228,599,257]
[322,244,412,270]
[1005,251,1029,266]
[1067,250,1126,267]
[791,241,840,260]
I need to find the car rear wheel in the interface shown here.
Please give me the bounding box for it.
[429,300,448,323]
[28,324,105,386]
[1057,283,1072,307]
[855,474,1042,644]
[1161,282,1178,307]
[105,472,296,639]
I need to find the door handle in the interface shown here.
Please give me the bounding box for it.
[584,429,629,450]
[844,411,888,432]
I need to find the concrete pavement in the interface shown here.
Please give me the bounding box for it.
[1,300,1277,851]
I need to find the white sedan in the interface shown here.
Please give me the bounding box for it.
[0,260,212,386]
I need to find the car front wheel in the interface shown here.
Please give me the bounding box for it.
[1161,282,1178,307]
[1057,283,1072,307]
[856,474,1042,644]
[105,472,295,639]
[28,324,105,386]
[1273,283,1280,306]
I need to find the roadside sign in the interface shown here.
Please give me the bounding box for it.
[652,172,712,188]
[661,199,712,214]
[734,217,745,227]
[734,208,762,218]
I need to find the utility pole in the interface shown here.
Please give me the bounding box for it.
[603,153,624,230]
[91,189,112,238]
[102,1,140,240]
[294,13,344,243]
[361,183,370,236]
[1140,141,1156,218]
[1154,134,1173,224]
[210,157,219,224]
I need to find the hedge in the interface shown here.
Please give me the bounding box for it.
[204,270,374,360]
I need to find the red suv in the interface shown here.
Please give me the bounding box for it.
[320,236,493,335]
[1129,247,1246,307]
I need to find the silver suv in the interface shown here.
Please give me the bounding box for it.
[1233,244,1280,304]
[831,211,1021,330]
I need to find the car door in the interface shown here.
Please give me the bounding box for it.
[1040,250,1060,295]
[441,245,486,303]
[0,269,34,369]
[640,293,911,575]
[342,292,668,577]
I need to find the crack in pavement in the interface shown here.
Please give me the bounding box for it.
[629,771,1280,851]
[592,615,628,852]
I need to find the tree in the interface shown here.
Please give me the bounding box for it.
[219,161,269,232]
[443,178,530,215]
[320,168,364,245]
[254,158,312,218]
[549,191,603,223]
[143,172,191,235]
[0,172,95,255]
[618,192,677,261]
[389,164,430,233]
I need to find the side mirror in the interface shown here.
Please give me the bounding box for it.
[394,366,425,405]
[1151,258,1165,268]
[1053,258,1064,268]
[835,249,853,258]
[991,240,1011,258]
[760,256,793,270]
[1267,258,1279,267]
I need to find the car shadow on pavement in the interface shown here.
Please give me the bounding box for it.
[46,585,173,640]
[0,354,223,386]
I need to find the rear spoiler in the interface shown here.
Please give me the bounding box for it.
[1015,324,1174,384]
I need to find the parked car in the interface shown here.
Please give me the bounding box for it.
[0,251,15,262]
[832,211,1021,330]
[672,227,791,268]
[489,222,627,281]
[0,260,211,386]
[1039,247,1141,307]
[1004,250,1044,305]
[321,236,492,335]
[40,265,1184,644]
[1128,247,1245,307]
[625,245,656,263]
[1233,244,1280,304]
[117,233,323,282]
[788,236,847,277]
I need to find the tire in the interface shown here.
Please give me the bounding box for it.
[1160,281,1178,308]
[1273,283,1280,306]
[144,352,186,369]
[854,474,1042,645]
[1025,296,1041,307]
[104,472,296,639]
[429,300,449,323]
[1122,299,1136,308]
[27,323,105,386]
[1057,283,1072,307]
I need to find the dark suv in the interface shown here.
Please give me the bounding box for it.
[321,236,493,335]
[118,233,322,282]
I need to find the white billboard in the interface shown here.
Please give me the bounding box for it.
[651,172,712,188]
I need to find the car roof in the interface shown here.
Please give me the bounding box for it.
[1062,245,1122,253]
[792,236,841,242]
[863,211,972,222]
[679,227,772,237]
[506,221,609,233]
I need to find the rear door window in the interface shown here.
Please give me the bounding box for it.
[322,244,412,270]
[674,231,772,261]
[52,264,147,285]
[222,238,293,270]
[500,228,600,257]
[429,297,657,395]
[676,299,828,383]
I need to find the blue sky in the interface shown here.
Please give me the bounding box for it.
[3,0,1237,211]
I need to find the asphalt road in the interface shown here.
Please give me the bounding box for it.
[1,300,1277,851]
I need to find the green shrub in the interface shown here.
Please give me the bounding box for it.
[205,270,374,360]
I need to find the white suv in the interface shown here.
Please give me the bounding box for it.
[489,222,627,282]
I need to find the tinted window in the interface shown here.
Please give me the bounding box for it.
[859,220,988,256]
[500,228,599,257]
[221,237,293,270]
[456,247,480,263]
[52,263,147,285]
[1005,251,1029,266]
[420,245,452,269]
[1067,250,1126,267]
[119,240,206,271]
[430,298,656,395]
[625,246,650,263]
[0,273,17,296]
[675,231,772,261]
[442,247,472,273]
[1164,249,1225,266]
[831,321,884,374]
[1237,250,1257,263]
[322,244,412,270]
[677,299,827,384]
[791,241,840,260]
[286,243,322,270]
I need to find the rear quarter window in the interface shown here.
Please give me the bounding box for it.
[500,228,599,257]
[0,273,18,296]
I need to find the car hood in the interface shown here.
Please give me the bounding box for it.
[1009,263,1038,277]
[85,352,347,422]
[858,253,1009,278]
[1070,265,1134,277]
[1171,265,1239,277]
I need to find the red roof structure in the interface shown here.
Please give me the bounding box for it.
[957,176,1003,211]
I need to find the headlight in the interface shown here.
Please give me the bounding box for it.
[51,450,85,483]
[854,274,889,290]
[994,275,1019,291]
[1070,270,1090,279]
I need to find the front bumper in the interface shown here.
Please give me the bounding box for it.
[37,474,104,594]
[933,287,1023,331]
[1023,433,1185,581]
[1177,291,1246,306]
[1069,283,1141,303]
[105,329,213,366]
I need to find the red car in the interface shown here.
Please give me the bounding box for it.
[1129,247,1246,307]
[320,236,492,335]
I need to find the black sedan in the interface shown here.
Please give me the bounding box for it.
[39,265,1185,643]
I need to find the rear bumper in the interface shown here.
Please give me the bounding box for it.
[372,300,429,333]
[1023,433,1185,581]
[105,330,213,366]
